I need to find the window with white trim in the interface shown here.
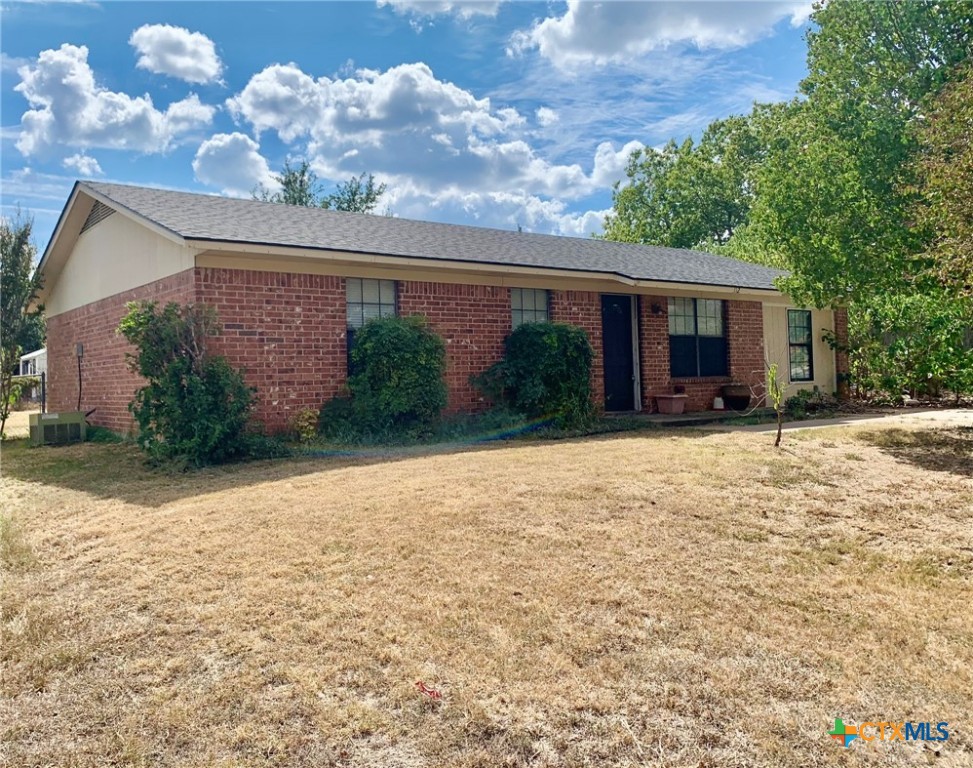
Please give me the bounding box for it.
[511,288,549,328]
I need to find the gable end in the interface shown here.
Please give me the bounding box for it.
[80,201,115,234]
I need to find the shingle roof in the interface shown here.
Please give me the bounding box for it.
[81,181,786,291]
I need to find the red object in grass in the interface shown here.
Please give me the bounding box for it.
[415,681,442,699]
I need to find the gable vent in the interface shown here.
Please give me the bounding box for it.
[80,201,115,234]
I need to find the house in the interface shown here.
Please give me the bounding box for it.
[37,181,848,433]
[18,347,47,378]
[17,347,47,403]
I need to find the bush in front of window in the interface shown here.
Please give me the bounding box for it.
[335,315,448,437]
[476,322,595,429]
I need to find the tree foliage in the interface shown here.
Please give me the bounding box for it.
[118,302,258,466]
[604,115,763,250]
[254,160,388,214]
[324,172,388,213]
[913,64,973,296]
[476,322,595,429]
[254,160,322,207]
[1,213,43,438]
[321,315,447,439]
[747,0,973,306]
[846,292,973,401]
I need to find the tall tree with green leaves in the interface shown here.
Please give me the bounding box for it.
[1,213,43,437]
[254,161,388,214]
[254,160,322,207]
[747,0,973,306]
[323,172,387,213]
[913,64,973,297]
[604,114,763,250]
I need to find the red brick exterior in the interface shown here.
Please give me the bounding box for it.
[833,307,851,400]
[47,266,786,433]
[194,268,348,428]
[727,300,767,404]
[549,290,605,410]
[636,297,766,412]
[46,269,196,433]
[637,295,670,409]
[398,281,511,414]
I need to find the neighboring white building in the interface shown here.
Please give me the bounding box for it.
[19,347,47,377]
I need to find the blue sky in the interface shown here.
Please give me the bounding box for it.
[1,1,813,252]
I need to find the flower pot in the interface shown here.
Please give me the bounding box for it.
[655,393,688,414]
[721,384,751,412]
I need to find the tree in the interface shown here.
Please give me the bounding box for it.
[16,314,45,356]
[254,161,388,214]
[913,64,973,296]
[1,213,43,438]
[253,160,322,207]
[747,0,973,306]
[603,115,763,250]
[323,172,387,214]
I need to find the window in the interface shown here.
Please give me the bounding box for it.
[347,278,397,370]
[787,309,814,381]
[511,288,549,327]
[668,297,728,378]
[347,278,396,329]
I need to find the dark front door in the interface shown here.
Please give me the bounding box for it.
[601,295,636,412]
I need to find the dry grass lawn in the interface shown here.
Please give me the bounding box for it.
[1,422,971,767]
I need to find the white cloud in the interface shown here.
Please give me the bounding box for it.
[377,0,501,19]
[226,63,325,142]
[225,60,639,232]
[62,153,103,176]
[164,93,218,133]
[509,0,811,69]
[129,23,223,84]
[192,132,275,197]
[1,52,29,74]
[535,107,558,127]
[591,140,643,186]
[13,44,216,157]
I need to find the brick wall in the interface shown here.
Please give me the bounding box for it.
[195,268,347,431]
[549,290,605,411]
[48,264,782,432]
[833,307,850,400]
[637,295,670,410]
[727,300,766,406]
[46,269,196,433]
[398,281,511,414]
[637,297,766,412]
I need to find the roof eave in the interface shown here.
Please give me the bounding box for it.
[188,237,785,298]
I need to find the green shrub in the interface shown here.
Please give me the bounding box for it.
[335,315,448,437]
[785,388,839,419]
[476,322,595,429]
[118,302,257,467]
[318,393,358,441]
[290,407,319,444]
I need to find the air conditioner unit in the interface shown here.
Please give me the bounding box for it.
[29,412,87,446]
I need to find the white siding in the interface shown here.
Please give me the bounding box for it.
[46,212,196,317]
[763,305,837,395]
